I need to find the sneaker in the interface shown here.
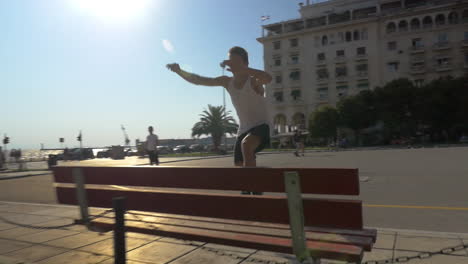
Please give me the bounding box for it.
[241,191,251,195]
[251,192,263,195]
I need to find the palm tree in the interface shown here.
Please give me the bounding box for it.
[192,105,238,151]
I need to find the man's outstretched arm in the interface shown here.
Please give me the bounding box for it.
[167,63,229,88]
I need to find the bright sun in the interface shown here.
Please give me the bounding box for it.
[71,0,152,22]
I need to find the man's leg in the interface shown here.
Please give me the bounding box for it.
[241,134,262,167]
[155,152,159,165]
[147,151,152,165]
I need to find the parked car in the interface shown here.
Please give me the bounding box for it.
[173,145,191,153]
[125,149,138,157]
[96,149,111,158]
[157,146,172,155]
[189,144,205,152]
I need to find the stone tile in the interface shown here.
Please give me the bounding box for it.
[157,237,205,246]
[4,245,68,263]
[0,204,52,214]
[395,230,461,239]
[0,227,45,239]
[170,246,249,264]
[361,249,393,263]
[126,241,197,263]
[0,212,60,225]
[373,233,396,250]
[99,258,149,264]
[240,250,295,264]
[0,238,33,254]
[33,207,80,218]
[394,250,468,264]
[105,231,161,241]
[45,232,110,249]
[396,235,466,256]
[35,250,109,264]
[79,237,151,256]
[0,255,35,264]
[0,222,16,231]
[15,229,79,243]
[204,243,257,254]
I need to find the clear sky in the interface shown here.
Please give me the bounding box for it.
[1,0,307,149]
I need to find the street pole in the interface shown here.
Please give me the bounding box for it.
[222,68,227,149]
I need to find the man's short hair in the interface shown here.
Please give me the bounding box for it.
[229,46,249,65]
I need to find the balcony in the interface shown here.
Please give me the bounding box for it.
[316,77,329,84]
[335,56,347,64]
[357,71,368,78]
[410,56,425,64]
[355,54,368,61]
[316,59,327,66]
[461,40,468,48]
[335,75,348,82]
[433,42,451,51]
[434,63,453,72]
[409,46,425,54]
[410,65,427,74]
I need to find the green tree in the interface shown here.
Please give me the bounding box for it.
[337,90,378,145]
[192,105,238,151]
[309,106,339,142]
[373,78,418,141]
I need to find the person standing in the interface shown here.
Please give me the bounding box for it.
[146,126,159,166]
[293,130,305,157]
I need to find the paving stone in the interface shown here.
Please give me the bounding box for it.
[396,234,467,256]
[126,240,197,263]
[79,237,151,256]
[15,229,79,243]
[0,238,33,254]
[394,250,468,264]
[4,244,67,263]
[45,232,110,249]
[35,250,109,264]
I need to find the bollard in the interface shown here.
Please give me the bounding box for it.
[113,197,126,264]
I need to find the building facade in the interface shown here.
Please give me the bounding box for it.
[258,0,468,134]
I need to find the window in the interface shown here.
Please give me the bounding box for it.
[275,75,282,84]
[322,35,328,46]
[357,82,369,90]
[317,53,326,61]
[436,58,450,66]
[290,38,299,48]
[463,10,468,23]
[274,58,281,67]
[274,92,284,102]
[337,85,349,98]
[448,12,459,25]
[386,22,396,34]
[387,62,399,72]
[356,64,368,72]
[317,87,328,100]
[346,31,352,42]
[398,20,408,32]
[357,47,366,56]
[353,30,360,41]
[273,41,281,50]
[316,68,329,79]
[388,41,397,51]
[291,90,301,100]
[438,33,448,43]
[435,14,446,26]
[329,33,335,45]
[412,38,423,47]
[314,36,320,47]
[290,55,299,64]
[336,66,347,77]
[423,16,433,28]
[290,71,301,81]
[336,50,345,57]
[411,18,421,30]
[464,32,468,40]
[414,79,424,87]
[338,32,344,43]
[465,53,468,64]
[361,28,368,40]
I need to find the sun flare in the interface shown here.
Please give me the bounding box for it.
[71,0,152,22]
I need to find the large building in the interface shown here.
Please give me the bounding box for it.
[258,0,468,134]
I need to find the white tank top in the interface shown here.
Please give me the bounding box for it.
[227,76,270,135]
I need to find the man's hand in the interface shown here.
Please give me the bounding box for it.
[166,63,181,73]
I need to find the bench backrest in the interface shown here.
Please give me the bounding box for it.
[53,166,363,230]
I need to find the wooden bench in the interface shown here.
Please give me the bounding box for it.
[52,166,376,263]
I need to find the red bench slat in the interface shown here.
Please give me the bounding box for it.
[53,166,359,195]
[56,186,363,229]
[91,220,364,263]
